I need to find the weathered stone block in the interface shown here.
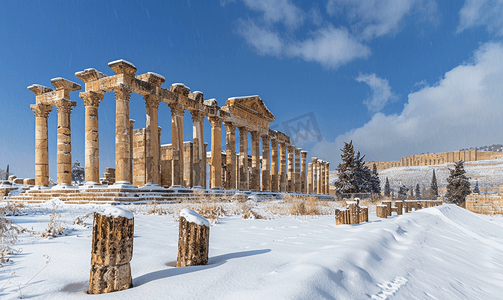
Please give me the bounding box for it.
[177,209,210,267]
[376,205,388,218]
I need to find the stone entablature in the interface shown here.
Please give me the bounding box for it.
[368,149,503,171]
[25,59,332,198]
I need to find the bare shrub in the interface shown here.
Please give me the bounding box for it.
[73,212,94,228]
[0,205,26,266]
[41,206,65,238]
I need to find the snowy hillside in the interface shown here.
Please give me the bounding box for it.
[330,157,503,192]
[1,201,503,299]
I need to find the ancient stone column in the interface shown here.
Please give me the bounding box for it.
[89,207,134,294]
[81,91,103,184]
[169,103,184,186]
[144,95,160,185]
[307,162,313,194]
[301,151,307,194]
[270,138,279,192]
[113,85,132,184]
[192,112,206,188]
[312,157,318,194]
[208,116,222,188]
[325,162,330,195]
[261,135,270,192]
[225,122,237,190]
[317,160,323,194]
[238,127,249,190]
[177,209,210,267]
[287,145,295,192]
[359,207,369,223]
[320,161,326,195]
[279,142,287,192]
[31,103,52,187]
[294,148,301,193]
[250,131,260,191]
[382,201,392,217]
[128,119,135,185]
[54,100,76,185]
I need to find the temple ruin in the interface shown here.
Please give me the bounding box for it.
[11,59,332,202]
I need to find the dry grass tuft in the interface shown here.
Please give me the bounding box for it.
[0,203,26,267]
[41,205,65,238]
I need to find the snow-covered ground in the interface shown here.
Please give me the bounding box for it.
[330,157,503,191]
[1,201,503,299]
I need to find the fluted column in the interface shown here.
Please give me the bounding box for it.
[270,139,279,192]
[238,127,249,190]
[294,148,301,193]
[81,92,103,184]
[192,112,206,187]
[31,103,52,186]
[301,151,307,194]
[250,131,260,191]
[169,103,184,186]
[317,160,323,194]
[225,122,236,189]
[320,161,325,195]
[209,116,223,188]
[145,96,160,185]
[261,135,270,192]
[325,162,330,195]
[55,100,76,185]
[287,145,295,192]
[279,142,287,192]
[128,119,135,185]
[312,157,318,194]
[307,162,313,194]
[113,85,132,184]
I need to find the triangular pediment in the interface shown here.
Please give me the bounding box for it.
[225,95,275,121]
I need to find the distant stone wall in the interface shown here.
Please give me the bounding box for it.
[466,193,503,215]
[368,149,503,171]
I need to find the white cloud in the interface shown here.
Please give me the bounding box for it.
[237,19,283,56]
[326,0,438,40]
[311,42,503,165]
[287,25,371,69]
[355,73,397,112]
[457,0,503,35]
[240,0,305,29]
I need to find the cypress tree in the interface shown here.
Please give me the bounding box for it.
[431,169,439,198]
[415,183,421,199]
[445,160,471,205]
[384,177,391,197]
[473,181,480,194]
[335,141,358,194]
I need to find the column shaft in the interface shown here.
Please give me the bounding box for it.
[301,151,307,194]
[31,104,52,186]
[192,112,205,187]
[128,120,135,184]
[250,131,260,191]
[82,92,102,184]
[209,116,222,188]
[238,127,249,190]
[169,103,184,186]
[320,162,325,195]
[294,148,301,193]
[279,142,287,192]
[114,85,132,184]
[56,100,76,185]
[317,161,322,194]
[287,145,295,192]
[145,96,160,184]
[261,135,270,191]
[325,163,330,195]
[225,123,236,189]
[307,162,313,194]
[270,139,278,192]
[312,158,318,194]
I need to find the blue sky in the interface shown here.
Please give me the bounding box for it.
[1,0,503,180]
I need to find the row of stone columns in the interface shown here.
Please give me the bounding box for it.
[307,158,330,195]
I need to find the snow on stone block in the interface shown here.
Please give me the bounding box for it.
[180,208,209,227]
[102,206,134,220]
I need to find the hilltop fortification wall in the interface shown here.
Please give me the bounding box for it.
[368,149,503,172]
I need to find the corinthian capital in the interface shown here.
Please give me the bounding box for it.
[30,103,53,118]
[80,91,104,107]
